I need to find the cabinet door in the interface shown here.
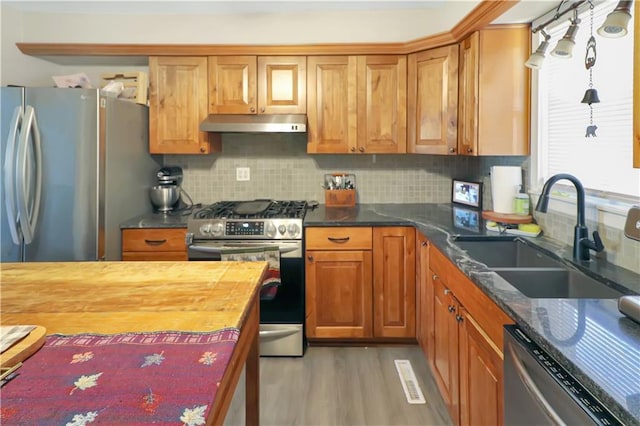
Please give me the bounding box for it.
[307,56,357,153]
[458,33,479,157]
[357,56,407,154]
[416,235,431,358]
[305,250,372,338]
[459,307,504,426]
[258,56,306,114]
[408,46,458,155]
[372,227,415,338]
[458,27,530,156]
[149,57,215,154]
[208,56,257,114]
[431,277,460,426]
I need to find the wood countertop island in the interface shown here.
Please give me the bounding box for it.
[0,261,267,425]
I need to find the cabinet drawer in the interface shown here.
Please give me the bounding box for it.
[122,228,187,252]
[122,251,188,261]
[305,227,372,250]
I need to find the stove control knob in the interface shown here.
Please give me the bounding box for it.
[199,223,213,235]
[278,224,287,235]
[265,222,277,238]
[287,223,300,237]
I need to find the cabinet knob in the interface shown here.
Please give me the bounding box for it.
[448,305,456,313]
[444,288,450,295]
[200,147,206,153]
[359,147,365,152]
[466,147,473,153]
[456,314,464,323]
[421,241,428,247]
[351,147,356,152]
[260,107,265,113]
[250,107,256,113]
[307,255,313,262]
[432,274,439,281]
[449,147,455,153]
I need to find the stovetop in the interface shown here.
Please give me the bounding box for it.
[194,200,312,220]
[187,200,318,241]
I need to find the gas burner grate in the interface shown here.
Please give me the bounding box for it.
[194,200,311,220]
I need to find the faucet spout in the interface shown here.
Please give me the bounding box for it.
[535,173,603,261]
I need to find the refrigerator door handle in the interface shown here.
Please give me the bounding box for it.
[3,106,23,245]
[15,106,43,244]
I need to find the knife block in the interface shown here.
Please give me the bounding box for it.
[325,189,356,207]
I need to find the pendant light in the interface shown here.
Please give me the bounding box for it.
[597,0,633,37]
[525,31,551,69]
[551,9,581,58]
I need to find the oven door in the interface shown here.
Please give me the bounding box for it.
[188,240,305,356]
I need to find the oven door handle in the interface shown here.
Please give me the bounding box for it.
[188,243,298,255]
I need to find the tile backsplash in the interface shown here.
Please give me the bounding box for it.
[169,133,526,205]
[167,134,638,274]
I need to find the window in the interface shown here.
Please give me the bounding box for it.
[532,2,638,199]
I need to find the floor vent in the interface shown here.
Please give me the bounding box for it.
[394,359,426,404]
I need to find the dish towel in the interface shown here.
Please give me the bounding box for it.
[220,246,281,301]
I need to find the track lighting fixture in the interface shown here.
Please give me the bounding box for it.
[525,31,551,69]
[597,0,633,37]
[551,9,581,58]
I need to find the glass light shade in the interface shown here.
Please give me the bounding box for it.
[551,38,576,58]
[525,52,546,69]
[597,10,632,37]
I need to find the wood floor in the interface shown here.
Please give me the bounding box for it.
[223,345,452,426]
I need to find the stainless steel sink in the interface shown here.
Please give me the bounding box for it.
[496,268,624,299]
[454,238,561,268]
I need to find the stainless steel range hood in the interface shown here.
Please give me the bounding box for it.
[199,114,307,133]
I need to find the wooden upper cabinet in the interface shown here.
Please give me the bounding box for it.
[358,56,407,154]
[208,55,305,114]
[208,56,257,114]
[408,45,459,155]
[307,56,358,153]
[458,26,530,156]
[634,0,639,168]
[149,56,218,154]
[258,56,306,114]
[307,55,406,154]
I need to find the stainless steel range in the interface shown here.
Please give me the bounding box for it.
[186,199,316,356]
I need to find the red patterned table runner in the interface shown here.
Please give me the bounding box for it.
[0,328,239,425]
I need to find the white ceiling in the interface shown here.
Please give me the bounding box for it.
[4,0,558,24]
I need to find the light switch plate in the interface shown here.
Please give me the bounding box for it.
[236,167,250,181]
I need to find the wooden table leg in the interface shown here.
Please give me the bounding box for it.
[246,296,260,425]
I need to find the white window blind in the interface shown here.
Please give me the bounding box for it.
[537,2,638,198]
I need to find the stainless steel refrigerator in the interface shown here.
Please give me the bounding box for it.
[1,87,160,262]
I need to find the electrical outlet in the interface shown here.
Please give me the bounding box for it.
[236,167,250,181]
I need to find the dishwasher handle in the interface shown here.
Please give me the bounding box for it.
[506,342,565,425]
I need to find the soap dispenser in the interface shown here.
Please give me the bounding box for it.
[514,185,530,216]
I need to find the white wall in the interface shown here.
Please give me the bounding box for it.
[1,1,478,86]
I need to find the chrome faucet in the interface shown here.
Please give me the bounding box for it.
[535,173,604,261]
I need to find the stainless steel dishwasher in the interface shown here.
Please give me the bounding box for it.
[504,325,623,425]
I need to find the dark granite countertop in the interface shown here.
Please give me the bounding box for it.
[305,203,640,425]
[120,210,191,229]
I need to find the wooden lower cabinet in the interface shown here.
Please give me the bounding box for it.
[305,226,415,340]
[121,228,188,261]
[459,307,504,426]
[305,250,373,338]
[416,234,431,356]
[424,242,512,426]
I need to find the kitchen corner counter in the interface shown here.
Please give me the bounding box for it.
[305,203,640,425]
[120,211,190,229]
